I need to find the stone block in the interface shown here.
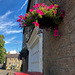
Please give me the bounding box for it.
[70,30,75,43]
[57,57,73,68]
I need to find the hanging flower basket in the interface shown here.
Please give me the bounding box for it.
[38,16,57,29]
[17,3,65,36]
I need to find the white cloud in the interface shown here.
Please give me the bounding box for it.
[19,0,28,11]
[0,10,22,34]
[5,30,22,34]
[0,11,13,19]
[10,50,17,54]
[0,21,17,29]
[5,36,16,44]
[7,50,17,54]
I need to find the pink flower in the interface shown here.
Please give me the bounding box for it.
[36,3,39,7]
[23,16,26,20]
[33,3,39,8]
[55,5,59,8]
[49,4,54,9]
[19,15,22,19]
[35,23,39,27]
[61,10,65,13]
[32,22,39,27]
[40,11,43,15]
[36,9,43,15]
[32,22,36,24]
[24,24,27,26]
[61,10,65,17]
[36,9,41,13]
[33,6,36,8]
[17,19,21,22]
[25,14,29,17]
[46,6,49,9]
[41,3,45,7]
[61,14,65,17]
[54,32,58,36]
[29,9,34,12]
[61,12,65,17]
[54,28,58,36]
[54,9,57,14]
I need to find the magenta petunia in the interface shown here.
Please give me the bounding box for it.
[19,15,22,19]
[25,14,29,17]
[36,9,41,13]
[54,29,58,36]
[24,24,27,26]
[23,16,26,20]
[29,9,34,12]
[17,19,21,22]
[61,10,65,13]
[33,3,39,8]
[40,11,43,15]
[49,4,54,9]
[32,22,39,27]
[55,5,59,8]
[54,9,57,14]
[41,3,45,7]
[36,9,43,15]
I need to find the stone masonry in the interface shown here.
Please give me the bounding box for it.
[43,0,75,75]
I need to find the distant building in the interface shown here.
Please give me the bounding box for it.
[5,54,22,70]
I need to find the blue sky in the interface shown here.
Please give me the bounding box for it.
[0,0,28,53]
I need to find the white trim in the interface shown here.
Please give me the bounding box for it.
[27,27,43,72]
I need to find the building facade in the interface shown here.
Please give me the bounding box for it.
[5,54,22,70]
[22,0,75,75]
[43,0,75,75]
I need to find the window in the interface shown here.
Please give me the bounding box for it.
[13,62,15,65]
[13,58,15,61]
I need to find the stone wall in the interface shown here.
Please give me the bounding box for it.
[43,0,75,75]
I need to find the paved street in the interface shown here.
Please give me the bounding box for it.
[0,69,15,75]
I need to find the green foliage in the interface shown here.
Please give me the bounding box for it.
[0,35,6,64]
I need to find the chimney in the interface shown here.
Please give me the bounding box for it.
[8,52,10,54]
